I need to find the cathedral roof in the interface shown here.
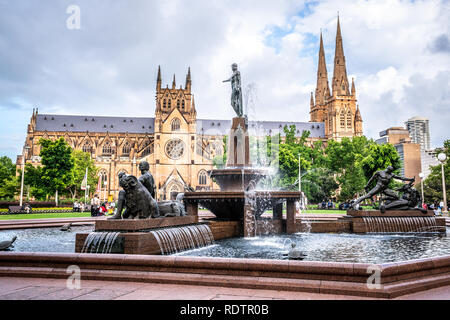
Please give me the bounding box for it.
[196,119,325,138]
[34,113,325,138]
[35,114,155,134]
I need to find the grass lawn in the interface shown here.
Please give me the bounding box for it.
[0,212,93,220]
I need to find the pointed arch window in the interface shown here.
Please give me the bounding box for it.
[102,141,114,155]
[168,100,171,108]
[198,171,208,185]
[346,110,352,128]
[82,141,92,154]
[163,99,167,109]
[182,100,185,110]
[122,141,131,155]
[177,100,180,108]
[340,110,346,128]
[171,118,181,132]
[99,170,108,187]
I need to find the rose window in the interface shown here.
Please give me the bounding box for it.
[165,139,185,160]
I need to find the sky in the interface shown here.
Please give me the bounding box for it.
[0,0,449,160]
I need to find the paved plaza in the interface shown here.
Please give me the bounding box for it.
[0,276,449,300]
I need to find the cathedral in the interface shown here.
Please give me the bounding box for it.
[310,16,363,139]
[18,17,362,201]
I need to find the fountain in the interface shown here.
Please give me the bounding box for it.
[183,64,301,237]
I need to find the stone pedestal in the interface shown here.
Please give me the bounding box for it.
[286,200,296,234]
[226,117,250,167]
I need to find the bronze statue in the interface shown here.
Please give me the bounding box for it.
[350,166,414,209]
[223,63,244,117]
[114,173,160,219]
[380,181,426,213]
[138,161,156,199]
[109,161,187,220]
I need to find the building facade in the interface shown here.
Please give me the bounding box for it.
[376,127,422,182]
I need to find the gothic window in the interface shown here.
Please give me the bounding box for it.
[177,100,180,108]
[346,110,352,128]
[99,170,108,187]
[82,141,92,153]
[168,100,171,108]
[142,143,154,157]
[198,171,208,185]
[340,110,346,128]
[182,100,185,109]
[171,118,181,132]
[163,99,167,109]
[102,141,114,155]
[122,141,131,155]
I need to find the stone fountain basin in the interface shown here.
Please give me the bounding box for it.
[183,190,301,220]
[208,167,270,192]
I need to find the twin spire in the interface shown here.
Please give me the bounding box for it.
[313,15,352,103]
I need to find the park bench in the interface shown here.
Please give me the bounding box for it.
[8,206,32,214]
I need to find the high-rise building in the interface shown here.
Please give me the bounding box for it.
[405,116,430,150]
[376,127,422,180]
[310,16,363,140]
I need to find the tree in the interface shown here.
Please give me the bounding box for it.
[0,156,15,183]
[23,164,47,200]
[325,136,401,202]
[0,177,19,199]
[422,140,450,204]
[0,156,19,199]
[39,138,74,204]
[68,150,99,199]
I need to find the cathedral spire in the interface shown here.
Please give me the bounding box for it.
[351,77,356,96]
[156,65,162,91]
[315,30,330,105]
[172,74,176,89]
[332,15,350,96]
[185,67,192,91]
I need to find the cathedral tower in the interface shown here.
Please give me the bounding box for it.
[310,16,363,140]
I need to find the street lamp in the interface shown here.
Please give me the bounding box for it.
[418,172,424,205]
[437,153,447,213]
[19,146,30,207]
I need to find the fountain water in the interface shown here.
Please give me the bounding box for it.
[150,224,214,254]
[81,232,122,253]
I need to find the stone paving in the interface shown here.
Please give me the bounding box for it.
[0,277,449,300]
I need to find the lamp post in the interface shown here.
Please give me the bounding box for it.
[419,172,425,205]
[437,153,447,213]
[19,146,30,207]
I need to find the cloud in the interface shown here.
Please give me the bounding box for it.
[429,34,450,53]
[0,0,449,160]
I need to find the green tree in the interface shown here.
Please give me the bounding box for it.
[23,164,47,200]
[0,177,19,199]
[0,156,19,199]
[68,150,99,199]
[0,156,15,183]
[359,142,402,183]
[39,138,74,204]
[325,136,401,202]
